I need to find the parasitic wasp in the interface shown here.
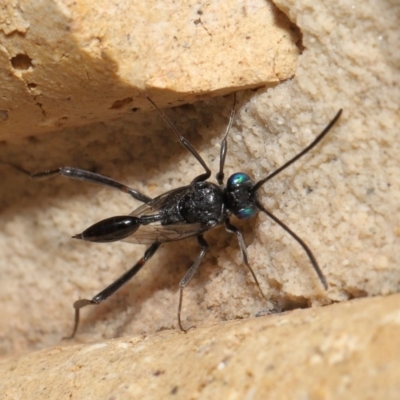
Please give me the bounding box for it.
[11,94,342,337]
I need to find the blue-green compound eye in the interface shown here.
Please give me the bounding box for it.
[227,172,251,188]
[236,206,258,219]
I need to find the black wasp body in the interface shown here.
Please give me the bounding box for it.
[22,94,342,337]
[79,181,228,245]
[140,181,227,230]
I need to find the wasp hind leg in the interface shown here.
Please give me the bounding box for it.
[64,242,161,339]
[10,164,151,203]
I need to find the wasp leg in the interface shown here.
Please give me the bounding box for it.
[177,235,209,333]
[13,164,151,203]
[64,242,161,339]
[146,97,211,184]
[224,218,267,301]
[216,93,236,185]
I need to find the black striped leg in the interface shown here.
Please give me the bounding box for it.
[13,164,151,203]
[177,235,209,332]
[224,218,267,301]
[64,242,161,339]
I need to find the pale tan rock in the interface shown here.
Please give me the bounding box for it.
[0,0,298,141]
[0,6,399,400]
[1,294,400,399]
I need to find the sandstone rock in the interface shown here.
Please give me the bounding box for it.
[0,0,298,141]
[1,295,399,399]
[0,3,399,399]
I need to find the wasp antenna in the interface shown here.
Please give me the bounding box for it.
[256,200,328,290]
[253,109,342,192]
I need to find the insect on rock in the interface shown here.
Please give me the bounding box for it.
[16,94,342,337]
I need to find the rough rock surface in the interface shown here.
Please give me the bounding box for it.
[0,0,297,141]
[0,0,399,397]
[1,294,400,399]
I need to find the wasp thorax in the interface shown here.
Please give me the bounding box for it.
[179,182,226,224]
[226,172,258,219]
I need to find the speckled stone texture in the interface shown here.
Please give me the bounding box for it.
[0,0,399,397]
[0,0,297,141]
[1,295,400,399]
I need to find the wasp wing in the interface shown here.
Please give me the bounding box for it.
[122,222,205,244]
[123,186,207,245]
